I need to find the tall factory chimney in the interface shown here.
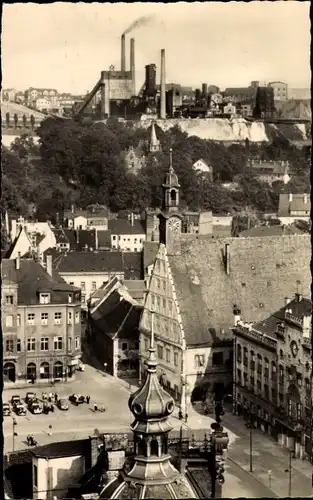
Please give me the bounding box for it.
[130,38,136,96]
[202,83,208,99]
[121,34,126,72]
[160,49,166,119]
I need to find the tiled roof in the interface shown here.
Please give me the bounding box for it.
[1,259,79,305]
[168,235,310,346]
[63,228,97,250]
[278,194,311,216]
[123,280,146,300]
[91,292,141,340]
[123,252,143,280]
[143,241,159,270]
[239,225,303,237]
[97,230,112,248]
[108,219,146,235]
[53,227,70,244]
[252,296,311,338]
[54,251,124,273]
[4,450,33,499]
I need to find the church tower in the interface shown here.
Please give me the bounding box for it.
[149,122,161,153]
[99,321,198,498]
[158,149,183,250]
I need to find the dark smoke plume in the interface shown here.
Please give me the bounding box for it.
[123,14,156,35]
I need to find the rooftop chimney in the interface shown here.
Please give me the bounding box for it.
[289,193,293,202]
[46,254,52,277]
[233,304,241,326]
[16,252,21,270]
[160,49,166,119]
[71,204,75,214]
[76,229,79,244]
[95,229,98,250]
[284,297,291,306]
[295,292,303,303]
[131,213,134,227]
[303,194,308,204]
[130,38,135,96]
[121,34,126,72]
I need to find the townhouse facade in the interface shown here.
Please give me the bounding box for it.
[2,255,82,385]
[233,294,312,460]
[108,218,146,252]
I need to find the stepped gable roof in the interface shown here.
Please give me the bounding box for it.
[54,251,124,273]
[251,295,311,339]
[1,258,79,305]
[108,219,145,235]
[167,234,310,346]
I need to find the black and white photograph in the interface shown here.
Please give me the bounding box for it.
[1,2,312,499]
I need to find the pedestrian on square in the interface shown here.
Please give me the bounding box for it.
[94,403,98,412]
[86,395,90,404]
[48,425,52,436]
[54,393,58,403]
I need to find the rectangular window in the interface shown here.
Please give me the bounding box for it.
[112,235,116,241]
[53,336,63,350]
[33,464,38,488]
[6,339,14,353]
[92,281,97,290]
[75,311,80,324]
[69,281,74,285]
[174,352,178,367]
[194,354,205,368]
[17,314,21,327]
[80,282,86,291]
[17,339,21,352]
[237,368,242,385]
[212,351,223,366]
[41,312,48,325]
[166,348,171,363]
[122,342,128,351]
[6,295,14,304]
[27,313,35,325]
[75,336,80,350]
[68,311,72,324]
[68,294,72,304]
[157,345,163,359]
[39,293,50,304]
[5,315,14,327]
[156,278,160,289]
[81,295,86,304]
[68,337,72,351]
[27,338,36,351]
[162,298,166,309]
[40,338,49,351]
[54,312,62,324]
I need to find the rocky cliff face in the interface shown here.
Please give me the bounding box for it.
[136,118,310,143]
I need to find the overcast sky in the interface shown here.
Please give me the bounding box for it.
[2,2,311,94]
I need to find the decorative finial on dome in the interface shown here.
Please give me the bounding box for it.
[169,148,174,172]
[146,311,157,372]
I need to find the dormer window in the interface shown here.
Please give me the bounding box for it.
[39,293,50,304]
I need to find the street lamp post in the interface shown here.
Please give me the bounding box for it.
[245,408,256,472]
[210,400,229,498]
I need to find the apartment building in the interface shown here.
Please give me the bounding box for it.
[268,81,288,101]
[108,218,146,252]
[233,294,312,460]
[2,255,82,385]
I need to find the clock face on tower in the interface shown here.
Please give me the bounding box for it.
[168,217,181,233]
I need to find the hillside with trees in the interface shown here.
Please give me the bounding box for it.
[1,118,310,221]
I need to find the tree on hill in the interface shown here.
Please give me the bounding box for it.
[5,112,10,128]
[14,113,18,129]
[22,114,27,128]
[30,114,35,130]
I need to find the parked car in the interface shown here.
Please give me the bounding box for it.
[15,403,27,416]
[77,362,85,372]
[11,395,21,407]
[69,394,85,404]
[3,403,11,416]
[28,400,43,414]
[26,392,37,404]
[57,398,69,410]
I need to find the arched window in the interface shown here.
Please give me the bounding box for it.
[54,361,63,379]
[4,362,16,382]
[27,363,37,380]
[170,189,177,203]
[150,439,159,456]
[40,362,50,379]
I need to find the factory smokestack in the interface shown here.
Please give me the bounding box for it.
[160,49,166,119]
[121,34,126,72]
[130,38,135,96]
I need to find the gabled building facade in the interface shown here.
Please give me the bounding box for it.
[2,255,82,385]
